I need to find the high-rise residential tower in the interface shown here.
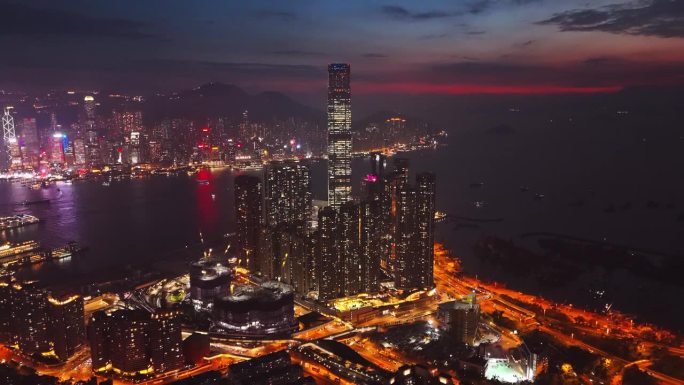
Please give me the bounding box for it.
[234,174,264,270]
[327,63,352,210]
[47,293,85,362]
[395,172,436,290]
[339,202,361,296]
[359,199,381,293]
[437,295,480,346]
[150,310,184,373]
[317,207,340,300]
[415,172,437,288]
[264,160,312,232]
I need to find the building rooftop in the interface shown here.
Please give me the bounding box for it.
[214,281,293,312]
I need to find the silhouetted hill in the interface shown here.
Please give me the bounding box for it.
[144,82,324,123]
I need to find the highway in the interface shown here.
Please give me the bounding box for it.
[433,243,684,385]
[3,243,681,385]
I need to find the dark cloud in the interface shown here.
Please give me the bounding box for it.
[270,50,325,57]
[253,10,297,21]
[381,0,541,20]
[426,58,684,87]
[0,55,320,77]
[381,5,452,20]
[468,0,493,14]
[582,57,631,67]
[419,33,450,40]
[362,53,388,58]
[0,57,323,93]
[539,0,684,38]
[514,39,536,48]
[0,3,153,39]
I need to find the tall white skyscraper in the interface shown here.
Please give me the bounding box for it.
[327,63,352,210]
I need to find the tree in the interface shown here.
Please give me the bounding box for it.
[622,366,657,385]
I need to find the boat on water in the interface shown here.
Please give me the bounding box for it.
[18,199,50,206]
[0,214,40,231]
[197,179,210,185]
[434,211,447,222]
[233,161,264,171]
[48,241,87,261]
[0,240,85,269]
[0,240,41,264]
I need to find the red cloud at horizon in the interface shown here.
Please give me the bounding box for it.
[354,82,623,95]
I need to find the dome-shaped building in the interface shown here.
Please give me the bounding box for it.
[213,281,297,337]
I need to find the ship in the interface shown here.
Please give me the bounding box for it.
[0,240,85,269]
[0,214,40,231]
[47,241,87,261]
[18,199,50,206]
[0,240,41,266]
[233,161,264,171]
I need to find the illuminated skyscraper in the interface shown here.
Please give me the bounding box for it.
[327,63,352,210]
[4,283,84,362]
[49,132,66,164]
[437,295,480,346]
[150,310,184,373]
[2,107,21,170]
[272,224,312,293]
[395,172,436,290]
[415,172,437,288]
[382,157,410,273]
[109,310,153,376]
[88,309,183,375]
[0,281,14,344]
[84,95,96,120]
[88,311,112,372]
[19,118,39,169]
[339,202,361,296]
[264,160,312,231]
[13,283,51,354]
[359,199,381,293]
[47,293,85,362]
[73,138,87,166]
[256,226,275,279]
[317,207,340,300]
[234,175,263,270]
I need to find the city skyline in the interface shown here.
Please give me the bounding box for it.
[0,1,682,99]
[0,2,682,385]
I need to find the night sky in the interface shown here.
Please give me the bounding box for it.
[1,0,683,98]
